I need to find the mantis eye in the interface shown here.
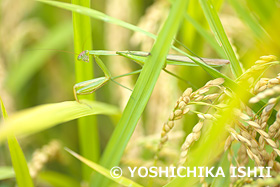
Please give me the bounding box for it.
[77,55,82,61]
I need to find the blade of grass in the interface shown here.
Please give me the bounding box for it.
[65,148,143,187]
[0,166,14,180]
[183,13,226,58]
[5,21,73,95]
[37,0,154,39]
[93,0,189,186]
[0,100,120,144]
[180,0,223,54]
[7,138,34,187]
[71,0,97,181]
[199,0,243,77]
[0,98,8,119]
[1,97,34,187]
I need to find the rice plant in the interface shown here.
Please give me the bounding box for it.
[1,0,280,186]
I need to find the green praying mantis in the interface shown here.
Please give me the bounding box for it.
[73,50,230,102]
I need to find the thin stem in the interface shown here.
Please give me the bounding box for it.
[72,0,98,182]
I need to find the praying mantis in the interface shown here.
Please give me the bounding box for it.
[73,50,230,102]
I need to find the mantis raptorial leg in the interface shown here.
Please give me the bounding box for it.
[74,51,142,102]
[74,50,230,102]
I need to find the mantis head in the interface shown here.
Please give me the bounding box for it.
[77,50,89,62]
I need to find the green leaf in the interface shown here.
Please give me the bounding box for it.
[0,98,8,119]
[0,166,14,180]
[37,0,155,39]
[199,0,243,77]
[183,13,226,59]
[94,0,189,186]
[65,148,143,187]
[0,97,34,187]
[0,100,120,144]
[7,138,34,187]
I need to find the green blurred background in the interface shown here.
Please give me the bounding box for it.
[1,0,280,186]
